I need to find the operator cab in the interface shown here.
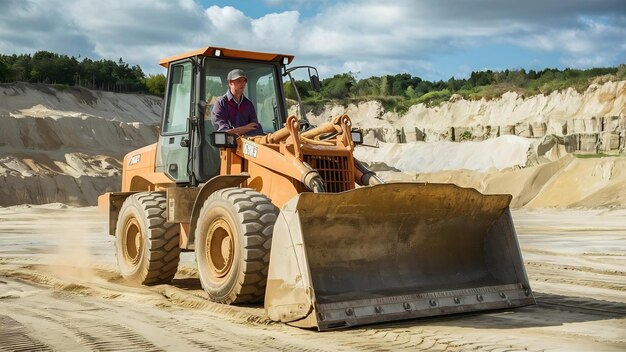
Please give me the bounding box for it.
[204,60,282,133]
[155,47,294,185]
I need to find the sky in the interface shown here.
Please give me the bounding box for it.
[0,0,625,81]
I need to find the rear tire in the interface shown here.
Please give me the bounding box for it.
[115,192,180,285]
[195,188,278,304]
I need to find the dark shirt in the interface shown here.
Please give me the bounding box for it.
[211,90,263,135]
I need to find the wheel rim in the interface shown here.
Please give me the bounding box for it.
[205,217,235,280]
[123,218,143,266]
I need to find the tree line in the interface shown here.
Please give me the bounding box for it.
[0,51,165,95]
[287,64,626,113]
[2,50,624,110]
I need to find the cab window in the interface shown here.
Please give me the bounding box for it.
[163,61,192,133]
[204,60,281,133]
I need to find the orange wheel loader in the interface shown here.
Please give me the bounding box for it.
[98,46,534,330]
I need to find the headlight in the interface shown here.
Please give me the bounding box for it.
[351,130,363,145]
[210,132,237,148]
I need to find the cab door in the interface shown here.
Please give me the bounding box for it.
[156,60,193,182]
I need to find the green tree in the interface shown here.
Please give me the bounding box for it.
[405,85,417,99]
[284,79,311,100]
[321,73,355,99]
[0,59,10,82]
[389,73,413,96]
[414,80,432,96]
[11,54,31,81]
[143,74,166,96]
[446,77,464,92]
[30,51,56,83]
[79,58,98,88]
[469,70,495,86]
[55,54,79,85]
[352,77,381,96]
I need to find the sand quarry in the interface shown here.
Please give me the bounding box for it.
[0,82,625,351]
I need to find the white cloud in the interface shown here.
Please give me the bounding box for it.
[250,11,300,50]
[205,6,251,38]
[514,15,626,68]
[0,0,624,79]
[0,0,87,55]
[202,6,301,55]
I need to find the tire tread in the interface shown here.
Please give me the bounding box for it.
[197,188,278,304]
[116,192,180,285]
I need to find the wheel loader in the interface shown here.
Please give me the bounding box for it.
[98,46,535,330]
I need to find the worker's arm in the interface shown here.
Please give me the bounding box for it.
[211,98,232,132]
[243,98,264,136]
[226,122,262,136]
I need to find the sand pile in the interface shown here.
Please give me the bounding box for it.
[371,154,626,209]
[0,83,160,206]
[354,135,532,173]
[0,83,162,124]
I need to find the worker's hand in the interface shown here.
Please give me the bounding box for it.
[226,122,260,136]
[299,122,308,131]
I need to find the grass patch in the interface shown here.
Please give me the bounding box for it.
[459,130,474,141]
[51,84,69,90]
[574,152,618,158]
[414,89,452,106]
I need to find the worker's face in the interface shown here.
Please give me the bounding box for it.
[228,77,247,97]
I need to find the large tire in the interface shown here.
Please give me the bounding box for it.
[195,188,278,304]
[115,192,180,285]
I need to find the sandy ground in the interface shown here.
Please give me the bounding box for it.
[0,205,624,351]
[1,81,625,351]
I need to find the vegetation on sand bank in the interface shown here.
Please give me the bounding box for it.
[1,51,624,107]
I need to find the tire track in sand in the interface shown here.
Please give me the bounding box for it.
[0,314,53,352]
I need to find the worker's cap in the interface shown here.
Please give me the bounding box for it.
[227,69,247,81]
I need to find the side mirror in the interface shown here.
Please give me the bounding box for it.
[311,74,321,92]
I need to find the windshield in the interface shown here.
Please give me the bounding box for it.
[204,59,282,133]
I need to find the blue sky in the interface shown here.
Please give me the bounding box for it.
[1,0,624,81]
[198,0,327,19]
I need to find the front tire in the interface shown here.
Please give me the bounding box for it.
[195,188,278,304]
[115,192,180,285]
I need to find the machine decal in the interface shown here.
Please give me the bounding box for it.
[243,142,258,158]
[128,154,141,166]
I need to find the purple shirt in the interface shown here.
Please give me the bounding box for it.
[211,90,263,135]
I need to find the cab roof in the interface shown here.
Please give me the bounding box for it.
[159,46,295,68]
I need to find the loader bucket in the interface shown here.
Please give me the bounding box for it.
[265,183,534,330]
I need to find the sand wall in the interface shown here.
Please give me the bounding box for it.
[0,82,162,124]
[0,84,160,206]
[2,81,626,208]
[303,80,626,151]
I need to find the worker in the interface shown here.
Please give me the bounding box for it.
[211,69,263,136]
